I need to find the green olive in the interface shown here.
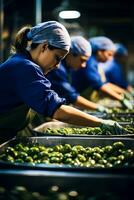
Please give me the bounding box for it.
[47,148,53,153]
[117,155,125,161]
[123,149,134,160]
[38,146,46,151]
[50,157,61,163]
[38,150,48,158]
[104,145,113,154]
[15,143,25,151]
[98,159,107,165]
[15,158,24,163]
[108,156,117,163]
[33,154,38,160]
[18,151,28,159]
[7,155,14,163]
[53,145,63,152]
[86,149,93,156]
[63,144,72,153]
[82,162,91,167]
[71,149,78,157]
[77,154,86,162]
[93,147,102,153]
[34,160,41,164]
[88,158,96,166]
[114,160,122,166]
[75,145,85,153]
[63,153,73,159]
[94,164,105,168]
[25,156,33,163]
[23,146,29,152]
[28,147,39,155]
[105,163,113,168]
[41,159,50,164]
[92,153,102,161]
[74,158,81,166]
[113,142,125,150]
[64,158,74,164]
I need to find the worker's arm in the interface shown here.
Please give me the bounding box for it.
[100,83,123,100]
[53,105,102,127]
[53,105,125,135]
[73,95,98,110]
[73,95,108,112]
[107,83,126,94]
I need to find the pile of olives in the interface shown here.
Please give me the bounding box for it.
[45,127,102,136]
[0,141,133,168]
[42,126,134,136]
[0,185,126,200]
[105,108,134,122]
[107,116,134,122]
[107,108,134,114]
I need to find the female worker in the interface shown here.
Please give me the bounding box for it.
[0,21,124,142]
[47,36,108,113]
[71,36,132,109]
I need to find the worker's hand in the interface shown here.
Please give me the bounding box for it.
[124,92,133,100]
[100,120,124,135]
[130,88,134,97]
[96,105,109,113]
[120,97,133,109]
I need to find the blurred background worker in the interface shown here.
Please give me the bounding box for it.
[47,36,108,113]
[71,36,132,109]
[103,43,134,94]
[0,21,124,143]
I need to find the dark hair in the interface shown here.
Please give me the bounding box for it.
[11,26,31,54]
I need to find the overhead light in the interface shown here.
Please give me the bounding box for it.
[59,10,81,19]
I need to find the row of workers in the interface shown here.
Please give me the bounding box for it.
[47,36,133,112]
[0,21,132,143]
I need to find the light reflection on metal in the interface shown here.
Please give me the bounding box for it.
[35,0,42,24]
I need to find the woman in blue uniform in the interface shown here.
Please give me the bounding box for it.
[47,36,108,112]
[0,22,124,142]
[71,36,132,109]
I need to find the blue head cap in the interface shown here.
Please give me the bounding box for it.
[27,21,71,52]
[70,36,92,56]
[115,43,128,56]
[89,36,116,52]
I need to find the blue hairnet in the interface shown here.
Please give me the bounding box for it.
[89,36,115,52]
[27,21,71,52]
[70,36,92,56]
[115,43,128,56]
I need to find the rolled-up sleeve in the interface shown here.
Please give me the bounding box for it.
[12,61,66,117]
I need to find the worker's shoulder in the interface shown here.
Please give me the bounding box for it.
[10,53,39,71]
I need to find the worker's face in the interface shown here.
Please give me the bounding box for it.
[69,54,90,70]
[37,44,68,74]
[97,50,114,62]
